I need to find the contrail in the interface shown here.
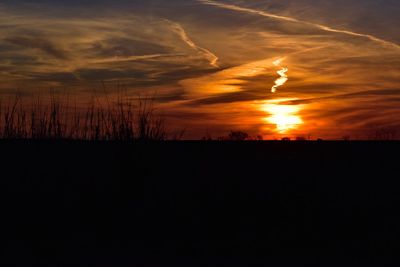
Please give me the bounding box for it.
[91,54,180,64]
[168,20,219,68]
[271,58,288,93]
[199,0,400,50]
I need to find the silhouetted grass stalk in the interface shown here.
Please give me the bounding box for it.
[0,94,169,141]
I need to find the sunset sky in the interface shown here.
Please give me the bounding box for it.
[1,0,400,139]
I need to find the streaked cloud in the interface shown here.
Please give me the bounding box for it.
[5,36,69,60]
[199,0,400,51]
[167,20,219,68]
[0,10,219,88]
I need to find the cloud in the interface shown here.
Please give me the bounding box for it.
[279,88,400,105]
[0,10,220,89]
[90,54,180,64]
[199,0,400,51]
[167,20,219,68]
[5,36,69,60]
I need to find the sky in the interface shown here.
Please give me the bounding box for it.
[1,0,400,139]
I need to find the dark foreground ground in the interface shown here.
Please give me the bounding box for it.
[2,141,400,266]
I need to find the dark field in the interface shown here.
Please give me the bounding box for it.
[2,141,400,266]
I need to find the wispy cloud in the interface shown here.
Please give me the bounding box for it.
[5,36,69,60]
[90,54,181,64]
[167,20,219,68]
[0,11,219,88]
[271,58,288,93]
[199,0,400,51]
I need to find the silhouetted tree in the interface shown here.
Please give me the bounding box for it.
[228,131,249,141]
[202,132,213,141]
[372,128,398,140]
[342,135,351,141]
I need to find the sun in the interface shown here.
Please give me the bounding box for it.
[260,100,303,133]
